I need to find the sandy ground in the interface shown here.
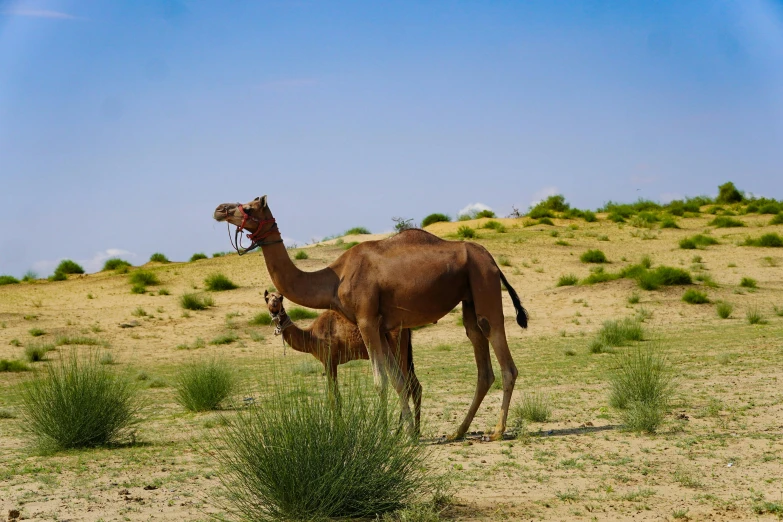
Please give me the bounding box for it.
[1,211,782,521]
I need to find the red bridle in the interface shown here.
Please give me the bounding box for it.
[226,203,282,255]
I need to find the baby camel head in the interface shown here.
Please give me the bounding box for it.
[264,290,285,316]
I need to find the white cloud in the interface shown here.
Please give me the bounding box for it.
[34,249,138,276]
[529,186,560,209]
[2,9,77,19]
[457,202,493,219]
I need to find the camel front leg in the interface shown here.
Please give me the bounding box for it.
[357,320,389,396]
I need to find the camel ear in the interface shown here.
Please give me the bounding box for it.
[259,195,268,208]
[264,289,269,302]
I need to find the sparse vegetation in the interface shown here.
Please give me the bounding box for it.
[746,307,766,325]
[175,358,235,412]
[205,273,238,291]
[637,266,691,290]
[0,359,30,372]
[190,253,208,262]
[456,225,476,239]
[20,351,141,450]
[770,213,783,225]
[421,213,450,227]
[679,234,719,249]
[294,250,309,260]
[345,226,371,235]
[249,312,273,326]
[740,277,757,289]
[595,318,643,348]
[743,233,783,248]
[708,216,744,228]
[103,258,132,271]
[288,308,318,321]
[210,332,239,345]
[682,289,709,304]
[580,249,607,263]
[54,259,85,275]
[129,270,159,287]
[180,293,215,311]
[557,274,579,287]
[511,391,552,423]
[149,252,170,263]
[25,343,53,362]
[716,181,743,204]
[482,220,507,233]
[0,275,20,285]
[716,302,733,319]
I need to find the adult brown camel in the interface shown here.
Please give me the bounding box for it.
[213,196,528,441]
[264,290,422,434]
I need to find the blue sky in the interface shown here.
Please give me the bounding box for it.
[1,0,782,276]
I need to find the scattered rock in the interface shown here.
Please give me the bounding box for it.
[8,509,20,522]
[118,489,129,495]
[119,320,140,328]
[143,485,158,490]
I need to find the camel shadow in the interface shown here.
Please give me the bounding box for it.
[424,424,618,445]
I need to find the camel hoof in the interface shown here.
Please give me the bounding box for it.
[445,431,466,442]
[488,427,505,442]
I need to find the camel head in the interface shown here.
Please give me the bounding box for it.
[264,290,285,317]
[213,195,271,234]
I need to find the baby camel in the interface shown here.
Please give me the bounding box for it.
[264,290,422,433]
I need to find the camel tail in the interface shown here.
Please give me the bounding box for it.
[498,269,529,329]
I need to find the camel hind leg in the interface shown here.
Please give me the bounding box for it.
[447,300,494,441]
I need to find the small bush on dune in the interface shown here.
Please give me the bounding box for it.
[25,343,53,362]
[214,376,431,521]
[746,307,766,325]
[288,308,318,321]
[597,318,643,347]
[770,213,783,225]
[342,241,360,250]
[456,226,476,239]
[103,258,132,271]
[482,220,506,233]
[538,217,555,226]
[716,181,743,204]
[180,293,214,310]
[709,216,745,228]
[0,275,20,285]
[421,213,451,227]
[716,302,733,319]
[190,253,208,262]
[557,274,579,287]
[210,332,238,345]
[660,217,680,229]
[20,351,141,450]
[682,289,709,304]
[743,233,783,248]
[294,250,309,260]
[22,271,38,282]
[528,207,554,219]
[679,234,719,249]
[129,270,159,286]
[149,252,170,263]
[583,210,597,222]
[581,267,620,285]
[511,391,552,423]
[580,249,607,263]
[175,358,235,412]
[638,266,692,290]
[609,345,674,433]
[740,277,757,289]
[345,227,371,235]
[0,359,30,372]
[249,312,273,326]
[55,260,85,275]
[205,273,238,291]
[474,209,495,219]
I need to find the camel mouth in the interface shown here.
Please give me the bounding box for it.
[213,203,237,222]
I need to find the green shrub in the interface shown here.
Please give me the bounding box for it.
[421,213,451,227]
[345,227,371,235]
[20,351,141,450]
[294,250,309,260]
[596,318,643,347]
[180,293,215,310]
[103,258,132,271]
[758,203,781,214]
[580,249,607,263]
[538,217,555,226]
[628,292,640,304]
[190,253,208,262]
[129,271,159,286]
[743,233,783,248]
[581,267,620,285]
[475,209,495,219]
[557,274,579,287]
[609,345,673,433]
[210,332,239,345]
[583,210,597,222]
[288,308,318,321]
[511,392,552,423]
[54,260,85,275]
[528,207,554,219]
[716,302,733,319]
[679,234,719,249]
[175,358,236,411]
[205,273,238,291]
[21,271,38,282]
[55,335,105,346]
[213,376,430,521]
[249,312,273,326]
[28,328,45,337]
[709,216,744,228]
[0,275,20,285]
[716,182,743,204]
[638,266,692,290]
[0,359,30,372]
[640,255,653,269]
[342,241,360,250]
[740,277,757,288]
[24,344,52,363]
[456,226,476,239]
[48,271,67,281]
[746,307,766,325]
[660,217,679,229]
[482,220,506,232]
[130,283,146,294]
[149,252,170,263]
[682,289,709,304]
[770,213,783,225]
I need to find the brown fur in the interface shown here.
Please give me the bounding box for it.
[215,196,528,440]
[264,291,422,433]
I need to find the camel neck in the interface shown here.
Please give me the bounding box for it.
[280,317,317,354]
[257,223,339,309]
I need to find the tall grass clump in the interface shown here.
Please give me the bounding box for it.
[249,312,273,326]
[511,391,552,423]
[679,235,719,249]
[609,345,674,433]
[637,266,691,290]
[25,343,53,362]
[149,252,170,263]
[213,375,431,521]
[716,301,733,319]
[102,258,132,271]
[557,274,579,287]
[596,318,643,347]
[205,273,238,291]
[0,275,20,285]
[421,213,450,227]
[54,260,85,275]
[20,351,141,450]
[190,252,208,262]
[743,233,783,248]
[175,358,235,411]
[345,227,371,235]
[129,270,159,286]
[22,271,38,282]
[0,359,30,372]
[770,213,783,225]
[660,217,680,229]
[180,293,215,311]
[288,308,318,321]
[580,249,607,263]
[456,225,476,239]
[682,289,709,304]
[294,250,309,260]
[740,277,757,288]
[709,216,745,228]
[746,307,766,325]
